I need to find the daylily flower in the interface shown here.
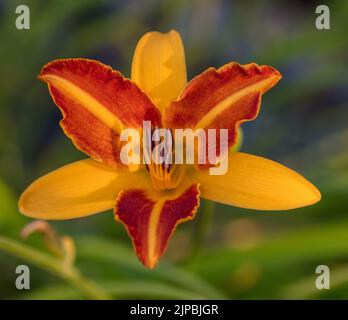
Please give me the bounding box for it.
[19,30,321,268]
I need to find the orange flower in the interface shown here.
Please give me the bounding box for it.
[19,30,321,268]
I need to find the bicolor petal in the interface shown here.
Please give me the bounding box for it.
[131,30,187,111]
[189,152,321,210]
[164,63,281,164]
[115,182,200,268]
[19,159,150,220]
[40,59,161,168]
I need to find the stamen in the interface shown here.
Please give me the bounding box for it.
[144,128,184,191]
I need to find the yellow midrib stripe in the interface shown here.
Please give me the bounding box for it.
[147,200,165,266]
[194,77,276,129]
[43,74,123,133]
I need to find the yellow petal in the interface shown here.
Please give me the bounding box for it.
[189,152,321,210]
[131,30,187,111]
[19,159,150,220]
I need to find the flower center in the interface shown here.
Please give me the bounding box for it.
[146,162,186,191]
[144,128,185,191]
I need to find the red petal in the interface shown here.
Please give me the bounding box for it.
[40,59,161,168]
[163,62,281,165]
[115,183,200,268]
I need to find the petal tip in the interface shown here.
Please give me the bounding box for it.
[18,187,38,218]
[307,183,322,206]
[143,256,159,269]
[17,191,28,216]
[296,174,321,209]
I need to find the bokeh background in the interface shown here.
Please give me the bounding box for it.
[0,0,347,299]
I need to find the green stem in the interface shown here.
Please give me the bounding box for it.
[0,236,111,300]
[190,200,215,258]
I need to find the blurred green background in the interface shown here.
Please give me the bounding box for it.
[0,0,347,299]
